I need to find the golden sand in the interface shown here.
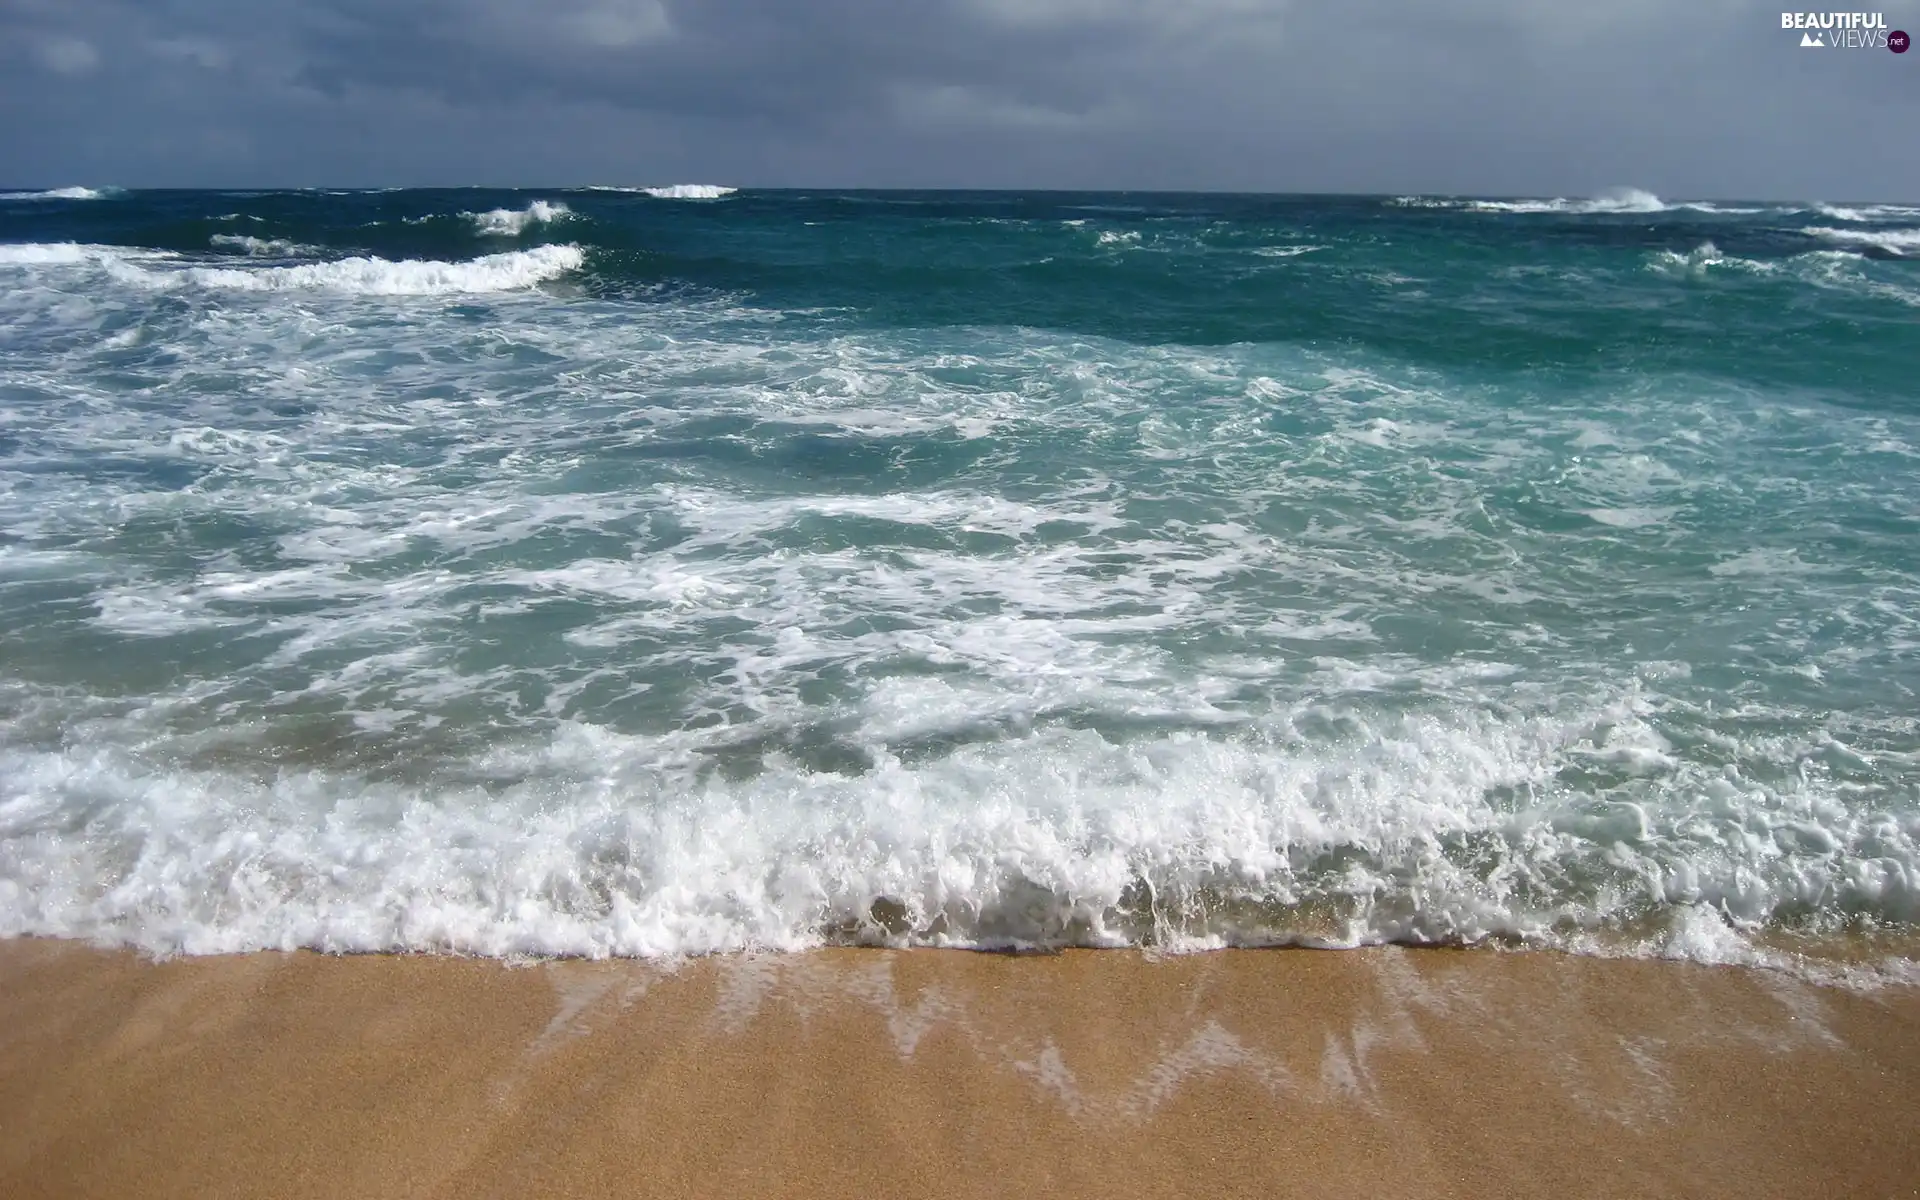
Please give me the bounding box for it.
[2,939,1916,1199]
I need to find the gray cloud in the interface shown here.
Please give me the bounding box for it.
[1,0,1915,198]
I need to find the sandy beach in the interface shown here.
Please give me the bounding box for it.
[1,940,1916,1200]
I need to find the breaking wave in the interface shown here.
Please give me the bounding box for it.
[0,186,115,201]
[209,234,317,257]
[1395,191,1764,216]
[466,199,573,237]
[1812,203,1920,223]
[1801,226,1920,256]
[0,241,585,294]
[642,184,737,200]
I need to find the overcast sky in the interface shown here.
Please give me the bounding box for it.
[3,0,1916,199]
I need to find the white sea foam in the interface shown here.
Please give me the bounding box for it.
[0,694,1912,963]
[466,199,572,236]
[0,186,112,201]
[1252,245,1323,258]
[1801,226,1920,255]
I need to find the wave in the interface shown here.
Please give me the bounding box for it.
[1812,203,1920,223]
[642,184,737,200]
[466,199,572,237]
[1645,242,1771,277]
[581,184,738,200]
[1802,226,1920,255]
[209,234,316,257]
[1646,242,1920,306]
[1399,191,1764,216]
[0,186,114,201]
[2,695,1913,963]
[0,242,176,266]
[0,241,584,294]
[1472,188,1668,214]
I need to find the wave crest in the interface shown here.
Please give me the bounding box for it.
[0,186,114,201]
[1801,226,1920,256]
[209,234,315,257]
[466,200,572,237]
[643,184,737,200]
[1812,203,1920,223]
[0,242,585,294]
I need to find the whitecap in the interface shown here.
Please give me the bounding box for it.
[209,234,317,257]
[0,186,113,201]
[85,245,583,295]
[1812,203,1920,223]
[0,242,176,266]
[1468,188,1667,215]
[466,199,572,237]
[641,184,737,200]
[1800,226,1920,255]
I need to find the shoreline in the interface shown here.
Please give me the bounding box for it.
[5,938,1919,1198]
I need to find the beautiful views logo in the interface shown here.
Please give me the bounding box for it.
[1781,11,1907,49]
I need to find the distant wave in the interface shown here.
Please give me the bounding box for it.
[1473,189,1669,214]
[1392,191,1762,216]
[466,200,572,237]
[1801,226,1920,255]
[581,184,737,200]
[0,241,585,294]
[642,184,737,200]
[1811,203,1920,223]
[0,186,115,201]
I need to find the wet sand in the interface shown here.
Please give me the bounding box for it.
[1,938,1916,1199]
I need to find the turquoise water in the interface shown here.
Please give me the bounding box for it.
[0,185,1916,967]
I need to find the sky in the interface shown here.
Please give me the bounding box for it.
[3,0,1917,199]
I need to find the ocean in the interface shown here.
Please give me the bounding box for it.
[0,184,1915,973]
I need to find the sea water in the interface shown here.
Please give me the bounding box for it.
[0,186,1915,970]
